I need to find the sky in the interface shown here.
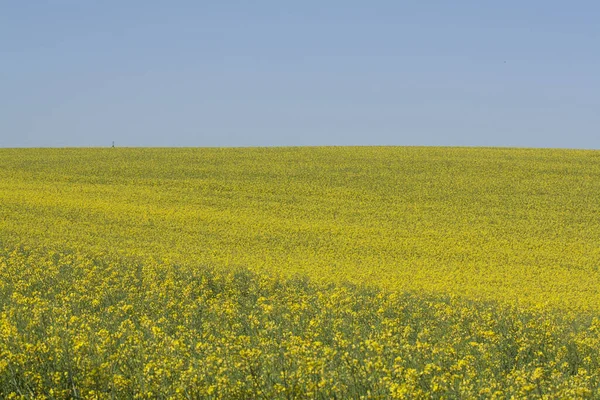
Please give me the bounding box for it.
[1,1,599,148]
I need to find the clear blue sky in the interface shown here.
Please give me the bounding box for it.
[1,1,599,148]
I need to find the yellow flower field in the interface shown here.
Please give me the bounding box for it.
[1,147,599,398]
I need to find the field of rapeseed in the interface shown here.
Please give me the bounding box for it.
[1,146,600,398]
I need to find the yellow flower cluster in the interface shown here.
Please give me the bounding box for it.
[0,146,599,397]
[1,247,600,398]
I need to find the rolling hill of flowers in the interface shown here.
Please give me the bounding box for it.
[1,146,599,398]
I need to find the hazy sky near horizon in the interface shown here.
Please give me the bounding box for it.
[1,1,599,148]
